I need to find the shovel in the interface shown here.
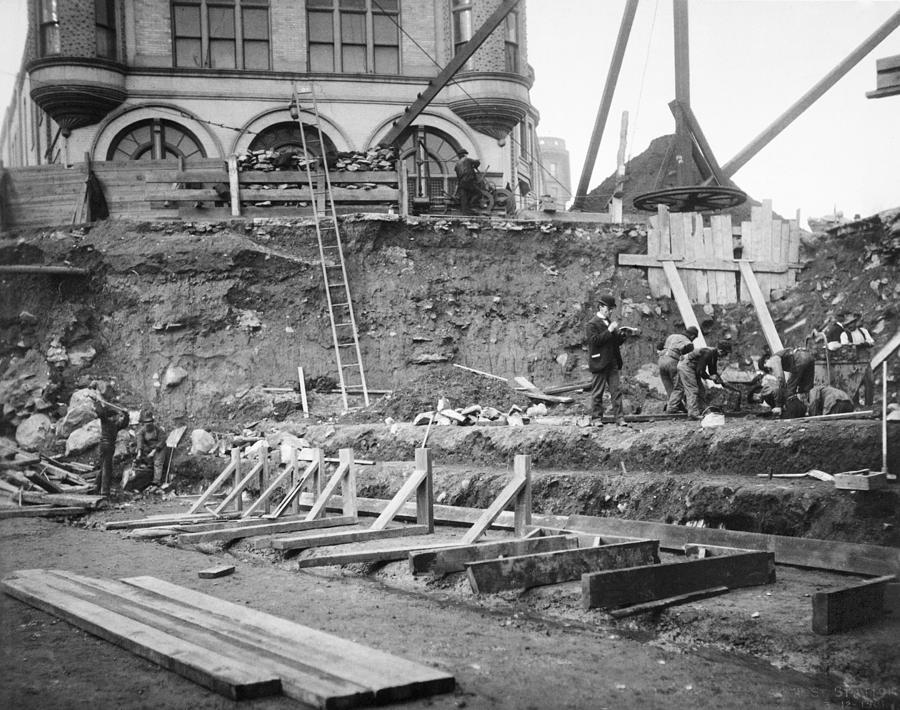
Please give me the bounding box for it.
[162,425,187,489]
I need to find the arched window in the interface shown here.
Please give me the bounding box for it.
[248,121,337,157]
[106,119,206,161]
[401,126,464,202]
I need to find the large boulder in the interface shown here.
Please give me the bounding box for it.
[65,419,101,456]
[15,414,55,452]
[57,388,102,438]
[189,429,217,455]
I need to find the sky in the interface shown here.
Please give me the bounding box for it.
[1,0,898,220]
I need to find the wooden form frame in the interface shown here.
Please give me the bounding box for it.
[409,535,579,577]
[305,449,357,521]
[467,539,660,594]
[812,574,896,635]
[566,514,900,577]
[582,551,774,610]
[370,448,434,533]
[460,455,532,545]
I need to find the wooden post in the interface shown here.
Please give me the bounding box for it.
[672,0,693,187]
[513,455,532,537]
[232,447,242,513]
[297,366,309,418]
[398,159,409,218]
[290,445,300,516]
[227,154,241,217]
[415,448,434,533]
[609,111,628,223]
[339,448,357,518]
[260,441,269,515]
[311,448,323,497]
[572,0,639,209]
[883,361,889,476]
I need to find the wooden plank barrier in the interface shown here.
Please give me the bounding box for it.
[467,539,660,594]
[581,551,774,610]
[409,535,579,577]
[812,574,895,634]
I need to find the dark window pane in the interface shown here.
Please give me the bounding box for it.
[244,40,269,69]
[342,44,366,72]
[377,0,399,11]
[208,7,235,38]
[95,0,111,25]
[210,39,236,67]
[374,46,398,74]
[96,28,116,58]
[242,7,268,39]
[373,14,397,45]
[306,0,333,6]
[505,43,518,72]
[310,43,334,71]
[339,0,365,8]
[175,37,202,66]
[308,11,333,41]
[174,5,201,36]
[340,12,365,43]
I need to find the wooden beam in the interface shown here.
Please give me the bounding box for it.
[672,0,693,186]
[105,512,241,530]
[572,0,639,209]
[738,260,784,351]
[467,540,660,594]
[177,515,357,545]
[370,449,432,532]
[660,261,707,348]
[305,459,351,521]
[619,253,795,274]
[409,535,579,577]
[295,540,463,569]
[122,575,456,703]
[871,328,900,370]
[610,586,730,618]
[565,515,900,577]
[582,551,774,610]
[227,154,241,217]
[0,505,86,519]
[0,264,90,276]
[197,565,235,579]
[187,454,237,514]
[717,9,900,178]
[380,0,522,145]
[268,524,432,552]
[812,575,895,635]
[460,473,527,545]
[1,570,282,700]
[669,100,728,187]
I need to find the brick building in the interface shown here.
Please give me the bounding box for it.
[537,136,571,207]
[0,0,541,201]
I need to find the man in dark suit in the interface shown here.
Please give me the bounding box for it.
[585,293,629,426]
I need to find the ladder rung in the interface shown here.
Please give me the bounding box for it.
[328,282,346,288]
[335,321,352,326]
[337,342,355,348]
[342,363,360,369]
[332,302,349,308]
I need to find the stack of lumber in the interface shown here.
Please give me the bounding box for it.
[2,569,454,707]
[0,447,99,516]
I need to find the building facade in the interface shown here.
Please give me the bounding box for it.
[537,135,571,206]
[1,0,540,201]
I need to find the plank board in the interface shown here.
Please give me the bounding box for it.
[268,524,432,551]
[812,575,895,635]
[737,260,784,352]
[177,515,357,544]
[1,570,282,700]
[123,575,455,703]
[31,570,373,708]
[565,515,900,577]
[647,210,669,297]
[660,261,706,347]
[467,540,660,594]
[610,585,730,618]
[0,506,86,519]
[582,551,774,609]
[198,565,235,579]
[295,541,462,569]
[409,535,579,576]
[460,474,527,544]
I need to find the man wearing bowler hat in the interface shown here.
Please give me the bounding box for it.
[585,293,629,426]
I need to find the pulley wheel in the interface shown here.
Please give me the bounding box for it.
[632,185,747,213]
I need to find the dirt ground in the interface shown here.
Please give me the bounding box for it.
[2,502,897,710]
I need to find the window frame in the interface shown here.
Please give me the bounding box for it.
[306,0,400,75]
[38,0,61,57]
[171,0,271,70]
[95,0,118,59]
[504,10,519,73]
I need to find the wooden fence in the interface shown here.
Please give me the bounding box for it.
[618,200,802,305]
[0,157,402,228]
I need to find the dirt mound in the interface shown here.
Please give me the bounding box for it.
[362,364,532,421]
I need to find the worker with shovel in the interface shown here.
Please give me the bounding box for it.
[677,341,732,420]
[136,407,167,487]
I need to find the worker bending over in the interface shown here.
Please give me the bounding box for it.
[763,346,815,402]
[658,325,698,413]
[807,385,854,417]
[677,341,732,420]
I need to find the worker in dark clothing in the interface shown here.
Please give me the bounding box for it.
[91,382,130,497]
[807,385,854,417]
[764,346,816,404]
[677,341,732,420]
[658,325,698,413]
[585,293,632,426]
[816,313,875,407]
[136,407,167,486]
[454,149,481,214]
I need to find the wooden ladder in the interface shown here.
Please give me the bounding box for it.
[294,85,370,410]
